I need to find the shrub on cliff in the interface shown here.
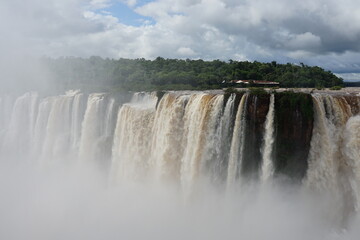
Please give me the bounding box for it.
[330,86,343,90]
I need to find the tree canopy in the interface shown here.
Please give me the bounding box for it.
[43,57,343,92]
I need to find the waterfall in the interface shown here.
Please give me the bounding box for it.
[40,91,79,161]
[179,94,225,195]
[79,93,116,166]
[1,90,360,205]
[305,94,349,191]
[261,94,275,181]
[0,95,14,144]
[111,93,156,182]
[111,92,239,195]
[227,93,248,187]
[70,92,86,151]
[28,90,87,163]
[1,92,38,155]
[304,94,359,225]
[0,90,118,164]
[2,89,360,238]
[206,93,236,184]
[198,95,225,183]
[149,93,189,182]
[32,97,53,157]
[343,116,360,209]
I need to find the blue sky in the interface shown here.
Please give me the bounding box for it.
[1,0,360,81]
[98,0,154,26]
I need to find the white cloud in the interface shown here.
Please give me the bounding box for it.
[1,0,360,73]
[89,0,112,9]
[285,32,322,51]
[335,73,360,81]
[287,50,315,59]
[177,47,196,56]
[121,0,137,7]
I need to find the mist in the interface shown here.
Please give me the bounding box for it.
[0,157,358,240]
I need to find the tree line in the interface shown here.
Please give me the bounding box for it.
[43,56,343,92]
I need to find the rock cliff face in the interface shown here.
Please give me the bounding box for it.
[242,94,270,178]
[273,92,314,179]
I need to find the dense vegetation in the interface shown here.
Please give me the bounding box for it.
[43,56,343,91]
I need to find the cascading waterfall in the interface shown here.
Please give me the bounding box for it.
[32,96,54,157]
[261,94,275,181]
[70,92,86,151]
[149,93,189,182]
[2,88,360,240]
[110,92,241,195]
[179,94,221,194]
[214,94,237,182]
[79,93,117,167]
[1,92,38,155]
[1,90,360,220]
[343,115,360,209]
[304,94,360,225]
[40,92,76,161]
[111,92,157,182]
[305,94,355,191]
[227,93,248,187]
[0,91,118,165]
[203,93,237,185]
[0,95,14,144]
[198,95,226,184]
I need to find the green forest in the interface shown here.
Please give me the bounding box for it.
[43,56,344,91]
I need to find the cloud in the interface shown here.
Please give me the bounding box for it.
[120,0,138,7]
[89,0,113,9]
[284,32,322,51]
[335,73,360,82]
[177,47,196,56]
[1,0,360,74]
[135,0,360,54]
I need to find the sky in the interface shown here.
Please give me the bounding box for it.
[1,0,360,80]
